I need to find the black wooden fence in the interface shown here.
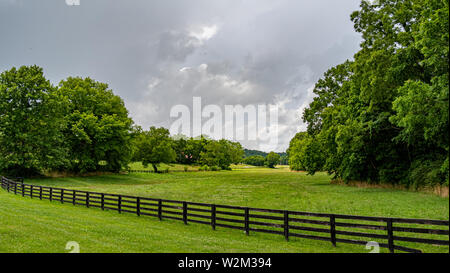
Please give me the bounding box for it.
[1,176,449,253]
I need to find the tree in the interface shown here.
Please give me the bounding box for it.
[57,77,134,173]
[0,65,67,176]
[228,141,244,164]
[243,155,266,166]
[279,155,289,165]
[200,139,244,169]
[172,135,189,164]
[265,152,280,168]
[134,127,176,172]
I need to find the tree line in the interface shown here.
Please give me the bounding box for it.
[243,149,288,166]
[132,129,244,172]
[288,0,449,187]
[0,66,246,176]
[242,152,287,168]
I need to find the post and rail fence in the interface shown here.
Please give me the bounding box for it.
[1,176,449,253]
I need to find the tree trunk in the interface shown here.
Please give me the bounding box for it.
[152,164,158,173]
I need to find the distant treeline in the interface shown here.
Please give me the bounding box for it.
[288,0,449,187]
[243,149,288,166]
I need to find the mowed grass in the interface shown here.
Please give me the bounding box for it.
[29,166,448,219]
[0,190,361,253]
[1,166,448,253]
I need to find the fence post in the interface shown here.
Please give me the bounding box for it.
[330,214,336,247]
[101,193,105,210]
[211,204,216,230]
[14,182,17,195]
[60,189,64,203]
[49,187,52,201]
[73,191,76,205]
[39,186,42,200]
[244,207,250,236]
[86,192,90,208]
[284,211,289,242]
[158,199,162,220]
[136,197,140,216]
[387,219,394,253]
[30,185,33,198]
[118,196,122,213]
[183,202,188,225]
[6,180,10,192]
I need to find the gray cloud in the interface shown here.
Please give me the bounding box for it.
[0,0,362,152]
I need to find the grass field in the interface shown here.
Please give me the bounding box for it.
[1,166,448,253]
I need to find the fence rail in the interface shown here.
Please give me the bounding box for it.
[1,176,448,253]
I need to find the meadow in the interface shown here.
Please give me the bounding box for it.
[0,165,448,253]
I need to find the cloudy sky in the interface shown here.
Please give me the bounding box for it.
[0,0,362,152]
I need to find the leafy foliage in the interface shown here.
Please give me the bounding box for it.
[265,152,281,168]
[0,66,67,176]
[243,155,266,166]
[200,139,243,170]
[57,77,134,173]
[133,127,176,172]
[289,0,449,187]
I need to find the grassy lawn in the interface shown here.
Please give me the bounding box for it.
[0,190,362,253]
[1,166,448,253]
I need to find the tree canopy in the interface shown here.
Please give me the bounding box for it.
[133,126,177,172]
[288,0,449,187]
[0,66,67,176]
[57,77,134,173]
[265,152,281,168]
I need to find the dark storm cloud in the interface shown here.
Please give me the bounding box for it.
[0,0,362,151]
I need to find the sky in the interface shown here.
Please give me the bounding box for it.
[0,0,362,152]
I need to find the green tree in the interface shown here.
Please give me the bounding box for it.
[181,136,208,164]
[279,155,289,165]
[0,65,67,177]
[172,135,189,164]
[200,139,243,169]
[57,77,133,173]
[228,141,244,164]
[265,152,281,168]
[134,127,176,172]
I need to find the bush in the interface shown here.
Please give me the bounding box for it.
[409,159,447,189]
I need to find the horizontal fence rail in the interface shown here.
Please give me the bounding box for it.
[1,176,449,253]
